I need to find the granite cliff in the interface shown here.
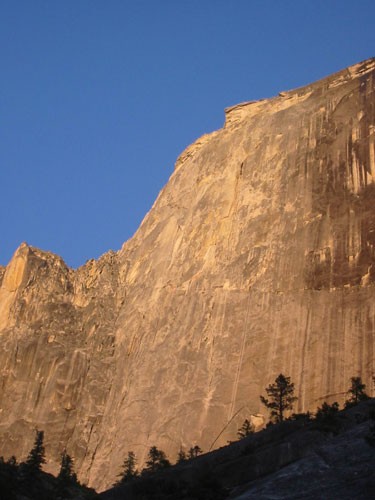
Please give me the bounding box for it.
[0,58,374,490]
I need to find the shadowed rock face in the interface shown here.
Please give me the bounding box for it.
[0,58,374,491]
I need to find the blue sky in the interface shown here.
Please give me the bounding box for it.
[1,1,374,268]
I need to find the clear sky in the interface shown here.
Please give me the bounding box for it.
[1,1,374,268]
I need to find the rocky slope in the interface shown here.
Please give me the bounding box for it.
[0,58,374,491]
[100,399,375,500]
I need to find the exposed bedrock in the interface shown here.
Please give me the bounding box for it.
[0,58,374,490]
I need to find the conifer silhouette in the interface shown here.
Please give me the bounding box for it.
[237,419,254,439]
[25,430,46,472]
[143,446,170,474]
[345,376,369,407]
[188,445,202,459]
[58,451,77,484]
[116,451,138,484]
[176,448,187,463]
[260,374,297,423]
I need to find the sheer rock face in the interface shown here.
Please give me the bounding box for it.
[0,59,375,491]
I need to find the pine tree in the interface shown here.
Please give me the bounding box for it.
[176,448,187,464]
[345,376,369,407]
[315,401,339,420]
[237,419,254,439]
[25,430,46,472]
[260,374,297,423]
[314,401,340,433]
[143,446,170,474]
[58,451,77,484]
[116,451,138,484]
[188,445,202,459]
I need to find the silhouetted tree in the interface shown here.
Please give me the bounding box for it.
[315,401,339,420]
[143,446,170,474]
[25,430,46,472]
[0,455,18,500]
[188,445,202,459]
[55,451,79,499]
[289,411,312,423]
[1,450,99,500]
[176,448,187,464]
[57,451,77,484]
[116,451,138,484]
[345,376,369,407]
[314,401,341,433]
[237,419,254,439]
[260,374,297,423]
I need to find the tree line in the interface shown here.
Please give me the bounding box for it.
[0,374,372,494]
[260,373,371,423]
[0,431,97,499]
[114,374,373,485]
